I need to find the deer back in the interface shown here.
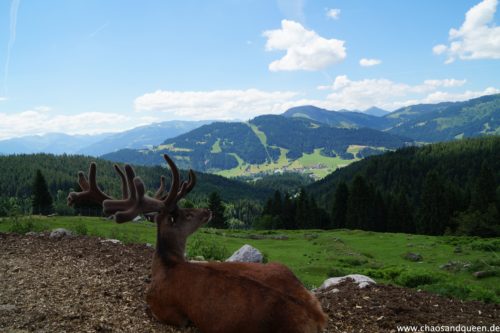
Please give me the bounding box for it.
[147,260,327,333]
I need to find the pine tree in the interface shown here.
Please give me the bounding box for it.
[282,193,296,229]
[32,169,53,215]
[331,182,349,229]
[470,161,496,211]
[373,190,387,232]
[207,191,227,229]
[294,189,309,229]
[387,191,415,233]
[346,176,373,230]
[417,171,448,235]
[272,190,283,216]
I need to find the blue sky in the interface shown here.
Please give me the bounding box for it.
[0,0,499,139]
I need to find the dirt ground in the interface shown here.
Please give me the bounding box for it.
[1,233,498,333]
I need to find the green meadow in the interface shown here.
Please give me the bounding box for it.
[1,215,499,303]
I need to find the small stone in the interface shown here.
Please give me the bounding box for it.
[101,239,122,245]
[404,252,423,262]
[49,228,72,239]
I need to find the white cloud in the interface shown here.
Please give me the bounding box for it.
[326,8,341,20]
[423,79,467,87]
[432,44,447,55]
[0,108,136,140]
[359,58,382,67]
[263,20,346,71]
[421,87,500,103]
[434,0,500,63]
[134,89,298,120]
[317,75,496,110]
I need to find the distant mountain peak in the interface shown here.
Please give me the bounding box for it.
[364,107,389,117]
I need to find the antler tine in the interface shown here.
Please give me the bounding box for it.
[104,165,165,223]
[154,176,166,199]
[119,176,164,221]
[67,162,112,207]
[162,154,181,210]
[176,169,196,200]
[114,164,129,199]
[103,165,136,216]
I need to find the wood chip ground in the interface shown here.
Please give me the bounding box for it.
[1,233,498,332]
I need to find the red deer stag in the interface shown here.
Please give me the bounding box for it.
[68,155,327,333]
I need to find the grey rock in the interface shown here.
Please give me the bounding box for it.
[49,228,72,239]
[226,244,263,263]
[101,239,122,245]
[317,274,376,291]
[404,252,423,261]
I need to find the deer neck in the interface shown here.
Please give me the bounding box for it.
[155,220,187,266]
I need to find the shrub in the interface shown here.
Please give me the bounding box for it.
[8,217,35,234]
[188,236,229,261]
[361,252,374,259]
[361,267,404,282]
[396,271,443,288]
[74,223,88,236]
[261,251,269,264]
[327,267,349,278]
[466,258,500,273]
[423,282,498,303]
[338,257,368,267]
[470,240,500,252]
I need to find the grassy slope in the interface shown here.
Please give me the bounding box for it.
[214,136,365,180]
[213,122,367,179]
[2,216,498,303]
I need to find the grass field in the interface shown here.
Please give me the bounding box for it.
[216,147,360,179]
[1,215,498,303]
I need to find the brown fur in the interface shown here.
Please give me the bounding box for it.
[147,209,327,333]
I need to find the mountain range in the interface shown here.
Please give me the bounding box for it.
[101,94,499,178]
[0,120,211,156]
[102,115,411,179]
[1,94,498,179]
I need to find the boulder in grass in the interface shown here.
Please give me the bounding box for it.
[49,228,73,239]
[404,252,423,262]
[317,274,376,291]
[226,244,263,263]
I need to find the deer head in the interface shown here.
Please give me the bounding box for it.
[68,155,212,261]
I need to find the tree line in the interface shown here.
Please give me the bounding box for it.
[309,136,500,237]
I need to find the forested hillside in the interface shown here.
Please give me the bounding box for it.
[308,136,500,237]
[283,105,393,129]
[386,94,500,141]
[285,94,500,143]
[102,115,410,178]
[0,154,272,216]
